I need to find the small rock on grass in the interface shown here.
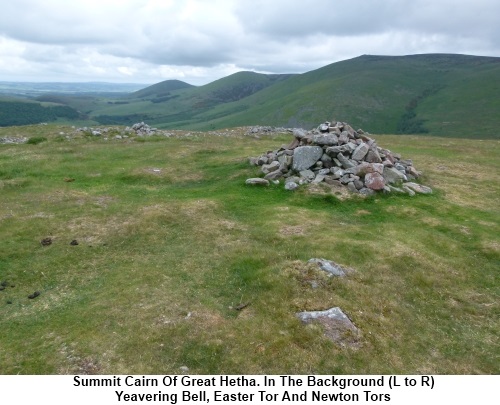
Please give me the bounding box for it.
[245,178,270,186]
[308,258,347,277]
[28,291,41,299]
[40,237,52,246]
[403,182,433,194]
[296,307,360,347]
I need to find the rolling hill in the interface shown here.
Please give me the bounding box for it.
[88,54,500,138]
[2,54,499,138]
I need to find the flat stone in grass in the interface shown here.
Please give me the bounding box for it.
[245,178,270,186]
[308,258,348,276]
[296,307,360,348]
[403,182,433,194]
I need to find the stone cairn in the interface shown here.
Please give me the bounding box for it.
[247,121,432,196]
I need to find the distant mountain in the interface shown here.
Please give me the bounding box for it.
[129,80,194,99]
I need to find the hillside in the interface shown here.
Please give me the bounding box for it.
[129,79,194,99]
[91,71,294,126]
[2,54,499,138]
[87,54,500,138]
[183,54,500,137]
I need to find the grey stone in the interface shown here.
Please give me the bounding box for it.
[336,153,355,169]
[318,123,330,132]
[402,185,416,196]
[292,146,323,171]
[383,166,407,184]
[387,185,405,193]
[320,153,332,162]
[293,128,308,139]
[285,176,301,184]
[264,170,283,181]
[340,174,355,184]
[359,187,375,196]
[338,131,349,145]
[347,182,358,193]
[279,161,289,173]
[403,182,433,194]
[308,259,346,277]
[277,154,288,165]
[312,174,325,184]
[395,163,406,173]
[261,161,280,174]
[407,166,421,177]
[249,157,259,166]
[245,178,270,186]
[325,145,351,155]
[285,181,299,191]
[296,307,359,346]
[299,169,315,180]
[332,158,342,167]
[354,179,364,190]
[365,149,382,163]
[351,142,369,161]
[313,134,338,145]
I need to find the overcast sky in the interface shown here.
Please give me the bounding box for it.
[0,0,499,85]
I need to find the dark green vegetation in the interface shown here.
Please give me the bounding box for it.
[0,82,147,127]
[0,101,80,126]
[0,124,498,374]
[4,54,499,138]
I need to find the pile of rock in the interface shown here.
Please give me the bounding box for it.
[126,122,157,136]
[76,127,110,136]
[0,136,28,144]
[245,126,292,136]
[247,121,432,195]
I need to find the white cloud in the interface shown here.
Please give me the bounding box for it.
[0,0,498,84]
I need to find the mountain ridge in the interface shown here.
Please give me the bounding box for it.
[1,53,499,138]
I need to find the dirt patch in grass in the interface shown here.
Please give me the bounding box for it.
[282,260,332,288]
[279,225,306,236]
[66,215,134,244]
[306,183,352,200]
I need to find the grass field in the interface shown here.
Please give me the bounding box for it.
[0,125,498,374]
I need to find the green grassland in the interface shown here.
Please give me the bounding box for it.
[0,124,498,374]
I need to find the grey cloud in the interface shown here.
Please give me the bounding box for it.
[0,0,499,84]
[234,0,500,46]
